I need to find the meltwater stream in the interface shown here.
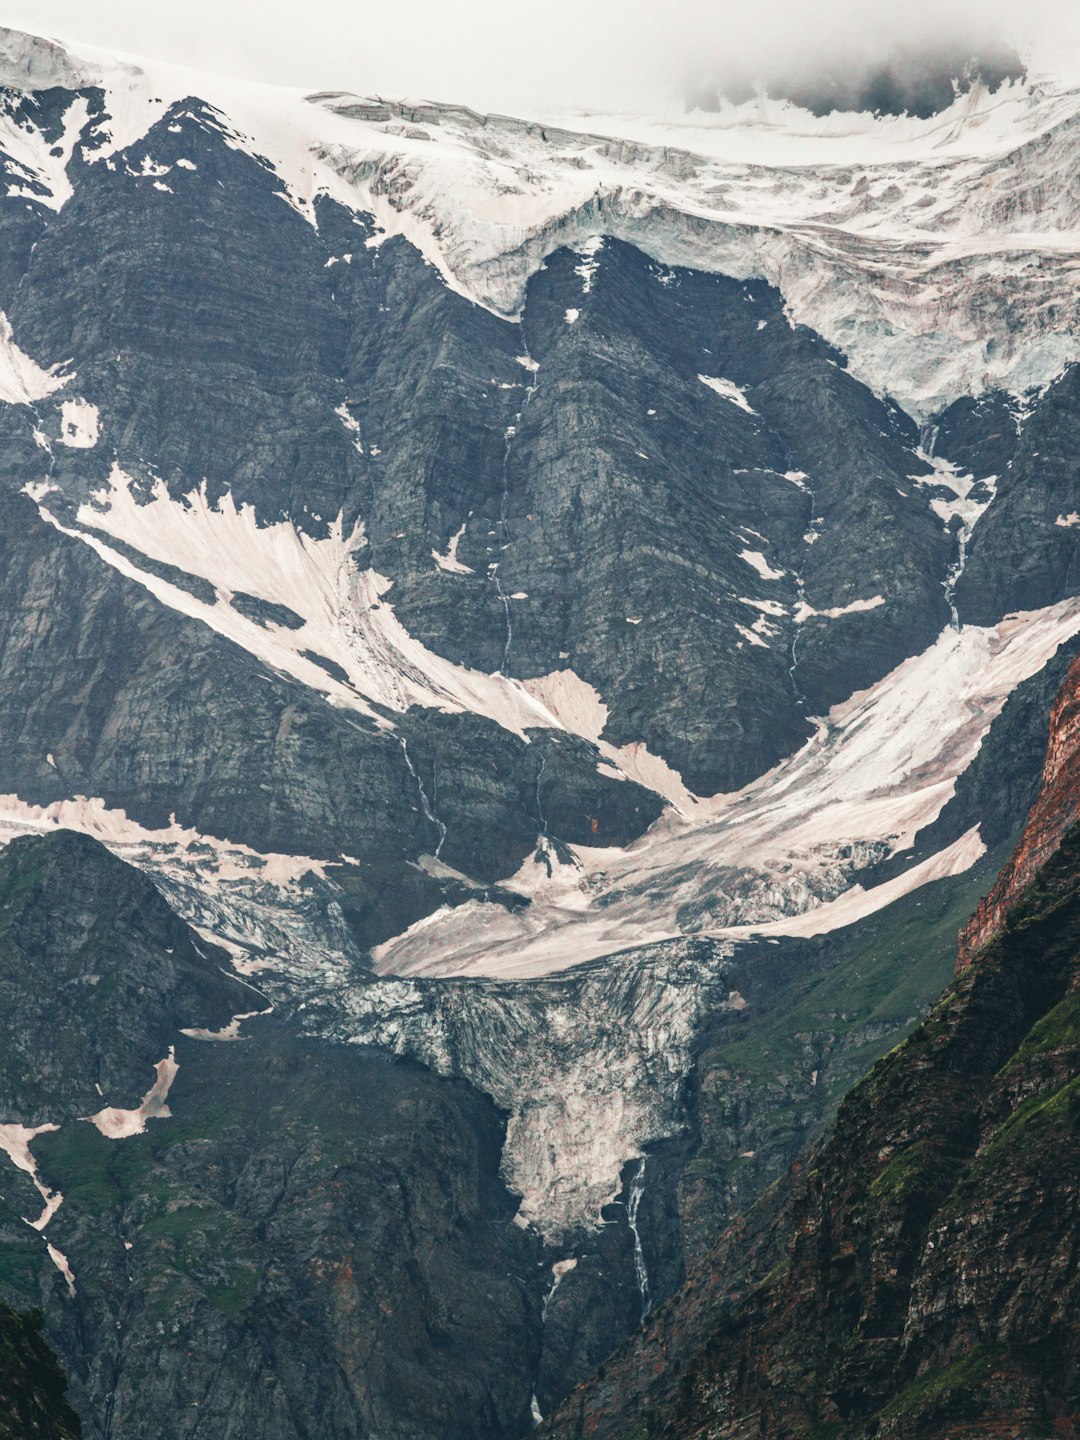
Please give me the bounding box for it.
[627,1156,652,1323]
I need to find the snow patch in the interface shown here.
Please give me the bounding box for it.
[738,549,784,580]
[0,312,68,405]
[520,670,607,742]
[698,374,756,415]
[744,826,987,938]
[735,622,769,648]
[180,1004,271,1042]
[0,89,89,211]
[573,235,604,293]
[334,402,364,453]
[57,398,99,448]
[47,1244,76,1297]
[0,792,329,883]
[0,790,345,982]
[374,598,1080,978]
[795,595,885,623]
[28,473,701,784]
[0,1123,62,1229]
[29,471,561,737]
[432,520,474,574]
[86,1050,178,1138]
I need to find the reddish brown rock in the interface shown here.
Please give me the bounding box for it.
[959,651,1080,970]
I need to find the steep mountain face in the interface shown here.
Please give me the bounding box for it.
[0,831,250,1124]
[544,655,1080,1439]
[2,20,1080,1439]
[0,832,549,1438]
[0,1304,80,1439]
[959,651,1080,966]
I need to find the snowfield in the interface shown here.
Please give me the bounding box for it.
[5,25,1080,417]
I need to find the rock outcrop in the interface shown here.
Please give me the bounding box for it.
[0,1304,80,1439]
[0,831,250,1125]
[959,650,1080,969]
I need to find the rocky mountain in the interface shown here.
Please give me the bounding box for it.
[543,653,1080,1438]
[1,18,1080,1438]
[959,648,1080,968]
[0,1304,80,1439]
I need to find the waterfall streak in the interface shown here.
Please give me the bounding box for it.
[627,1156,652,1322]
[399,738,447,859]
[491,345,539,676]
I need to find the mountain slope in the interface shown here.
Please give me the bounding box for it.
[2,23,1080,1437]
[544,655,1080,1438]
[0,1305,80,1440]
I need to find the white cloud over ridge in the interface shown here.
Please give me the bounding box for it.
[1,0,1077,117]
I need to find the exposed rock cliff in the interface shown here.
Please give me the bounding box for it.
[0,1304,80,1439]
[959,650,1080,968]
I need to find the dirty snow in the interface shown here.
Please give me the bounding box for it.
[699,374,756,414]
[795,595,886,623]
[46,1244,76,1297]
[374,598,1080,978]
[0,312,68,405]
[0,1123,62,1229]
[432,519,474,574]
[739,549,785,580]
[86,1049,178,1138]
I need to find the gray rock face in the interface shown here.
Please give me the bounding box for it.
[34,1025,544,1440]
[0,1301,81,1440]
[5,88,957,804]
[0,831,247,1125]
[956,368,1080,625]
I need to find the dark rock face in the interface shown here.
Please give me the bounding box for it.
[543,716,1080,1439]
[3,84,959,805]
[956,368,1080,626]
[0,831,248,1125]
[33,1026,544,1440]
[507,243,949,790]
[0,1304,81,1439]
[0,832,544,1439]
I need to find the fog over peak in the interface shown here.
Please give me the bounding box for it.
[687,30,1026,119]
[0,0,1075,116]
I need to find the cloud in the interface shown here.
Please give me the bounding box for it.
[2,0,1077,114]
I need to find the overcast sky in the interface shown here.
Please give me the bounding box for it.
[3,0,1076,113]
